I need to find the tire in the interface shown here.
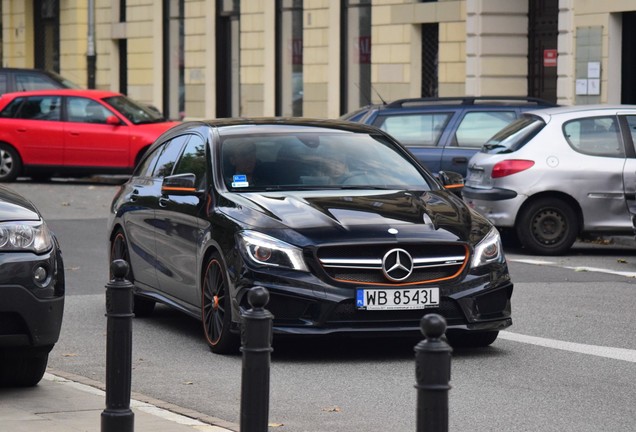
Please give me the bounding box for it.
[201,252,240,354]
[110,229,155,317]
[0,144,22,182]
[446,331,499,348]
[0,349,49,387]
[516,198,578,255]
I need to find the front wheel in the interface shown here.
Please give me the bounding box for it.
[516,198,578,255]
[201,253,240,354]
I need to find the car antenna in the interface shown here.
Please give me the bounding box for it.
[354,82,387,106]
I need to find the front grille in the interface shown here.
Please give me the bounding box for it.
[317,243,468,285]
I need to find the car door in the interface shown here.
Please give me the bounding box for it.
[123,136,188,291]
[440,109,517,176]
[619,113,636,231]
[63,96,131,169]
[0,95,65,166]
[154,134,208,307]
[371,111,455,172]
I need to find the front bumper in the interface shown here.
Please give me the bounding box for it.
[233,265,513,337]
[0,248,65,349]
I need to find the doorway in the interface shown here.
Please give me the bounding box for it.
[528,0,558,103]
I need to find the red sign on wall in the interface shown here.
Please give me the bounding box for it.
[356,36,371,64]
[543,49,557,67]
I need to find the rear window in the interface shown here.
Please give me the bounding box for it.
[480,115,546,154]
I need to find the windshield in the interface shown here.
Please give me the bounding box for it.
[103,95,164,124]
[481,115,546,154]
[220,130,434,192]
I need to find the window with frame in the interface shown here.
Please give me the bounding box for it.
[563,116,624,158]
[375,113,452,146]
[454,111,516,148]
[153,135,189,178]
[173,135,207,189]
[8,96,62,121]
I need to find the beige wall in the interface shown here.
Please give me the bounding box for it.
[2,0,33,68]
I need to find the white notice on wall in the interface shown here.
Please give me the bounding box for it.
[588,62,601,79]
[588,79,600,95]
[575,79,588,95]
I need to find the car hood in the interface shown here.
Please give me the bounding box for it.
[221,189,483,245]
[0,186,41,221]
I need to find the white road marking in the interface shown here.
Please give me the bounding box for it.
[509,258,636,278]
[499,331,636,363]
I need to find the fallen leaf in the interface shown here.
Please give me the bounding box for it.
[322,406,341,412]
[617,258,627,263]
[268,423,284,427]
[62,202,71,206]
[574,267,587,272]
[66,266,80,271]
[183,381,194,385]
[62,353,78,357]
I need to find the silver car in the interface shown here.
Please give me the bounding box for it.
[463,105,636,255]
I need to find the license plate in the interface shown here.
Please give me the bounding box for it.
[356,288,439,310]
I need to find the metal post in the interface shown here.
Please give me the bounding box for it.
[414,314,452,432]
[240,286,274,432]
[101,260,134,432]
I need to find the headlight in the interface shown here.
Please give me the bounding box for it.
[0,221,53,253]
[237,230,309,272]
[470,227,504,268]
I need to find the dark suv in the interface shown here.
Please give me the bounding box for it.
[0,68,81,95]
[342,96,556,177]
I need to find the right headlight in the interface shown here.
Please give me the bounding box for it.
[0,221,53,253]
[470,227,504,268]
[236,230,309,272]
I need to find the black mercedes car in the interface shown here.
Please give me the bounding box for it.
[108,118,512,354]
[0,185,64,386]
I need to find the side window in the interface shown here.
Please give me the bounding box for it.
[173,135,207,188]
[625,116,636,152]
[67,97,115,124]
[455,111,516,148]
[13,96,61,121]
[0,72,7,94]
[135,144,165,177]
[14,73,58,91]
[0,97,25,118]
[153,135,189,178]
[374,113,452,146]
[563,116,624,158]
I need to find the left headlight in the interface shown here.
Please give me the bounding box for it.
[0,221,53,253]
[237,230,309,272]
[470,227,504,268]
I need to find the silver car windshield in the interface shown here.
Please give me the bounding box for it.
[220,131,434,191]
[482,115,546,154]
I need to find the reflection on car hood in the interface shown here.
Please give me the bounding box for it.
[0,186,40,221]
[224,190,474,244]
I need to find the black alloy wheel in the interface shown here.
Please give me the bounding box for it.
[110,229,155,316]
[201,252,239,354]
[516,197,578,255]
[0,144,22,182]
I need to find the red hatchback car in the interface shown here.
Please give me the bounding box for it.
[0,89,179,181]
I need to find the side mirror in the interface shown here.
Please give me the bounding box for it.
[161,173,200,196]
[438,171,464,196]
[106,115,121,126]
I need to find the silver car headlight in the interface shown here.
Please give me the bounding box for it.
[470,227,504,268]
[0,221,53,253]
[237,230,309,272]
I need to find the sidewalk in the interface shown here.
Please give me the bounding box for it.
[0,369,239,432]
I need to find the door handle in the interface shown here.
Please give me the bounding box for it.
[452,157,468,164]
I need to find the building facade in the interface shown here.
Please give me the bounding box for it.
[2,0,636,120]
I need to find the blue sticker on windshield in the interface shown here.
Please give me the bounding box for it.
[232,174,249,188]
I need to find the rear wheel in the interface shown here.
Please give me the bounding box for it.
[201,252,239,354]
[516,198,578,255]
[110,229,155,316]
[0,144,22,182]
[446,331,499,348]
[0,348,49,387]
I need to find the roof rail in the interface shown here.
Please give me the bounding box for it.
[384,96,557,108]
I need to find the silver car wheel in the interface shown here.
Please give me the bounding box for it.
[517,197,578,255]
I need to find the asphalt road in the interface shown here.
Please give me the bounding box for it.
[6,178,636,432]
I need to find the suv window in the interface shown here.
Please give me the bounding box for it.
[375,113,451,146]
[15,73,58,91]
[454,111,516,147]
[563,116,624,158]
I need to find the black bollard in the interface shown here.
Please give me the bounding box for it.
[101,259,135,432]
[240,286,274,432]
[414,313,452,432]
